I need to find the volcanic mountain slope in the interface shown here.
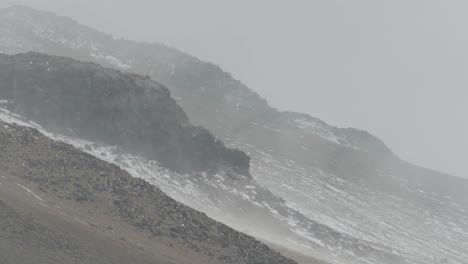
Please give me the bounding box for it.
[0,52,403,264]
[1,6,468,264]
[0,120,298,264]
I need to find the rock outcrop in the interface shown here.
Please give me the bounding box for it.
[0,52,250,176]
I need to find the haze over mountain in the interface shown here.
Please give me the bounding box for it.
[0,0,465,179]
[0,5,467,264]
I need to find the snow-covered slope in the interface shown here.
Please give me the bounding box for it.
[230,138,468,264]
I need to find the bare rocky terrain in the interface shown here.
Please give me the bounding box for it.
[0,120,297,264]
[1,6,467,264]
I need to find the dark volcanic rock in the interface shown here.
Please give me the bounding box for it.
[0,52,250,176]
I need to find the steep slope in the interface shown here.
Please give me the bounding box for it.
[0,120,296,264]
[0,54,403,264]
[1,6,467,264]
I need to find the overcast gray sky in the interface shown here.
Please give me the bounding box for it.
[1,0,467,178]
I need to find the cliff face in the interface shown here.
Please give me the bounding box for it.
[0,52,250,176]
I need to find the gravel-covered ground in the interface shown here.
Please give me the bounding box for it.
[0,121,297,264]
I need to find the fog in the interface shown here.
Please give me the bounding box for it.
[1,0,466,178]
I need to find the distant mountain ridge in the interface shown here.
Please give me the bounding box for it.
[0,5,391,156]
